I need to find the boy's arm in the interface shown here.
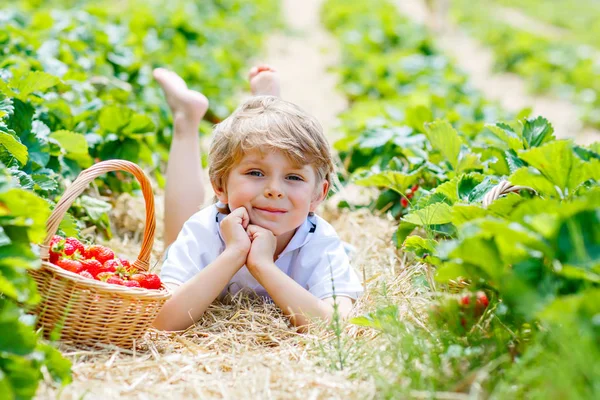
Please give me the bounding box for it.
[152,249,246,331]
[250,264,354,330]
[245,224,355,331]
[154,207,252,331]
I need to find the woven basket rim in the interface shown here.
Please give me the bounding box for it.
[39,261,172,300]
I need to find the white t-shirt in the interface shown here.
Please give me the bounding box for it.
[160,204,364,300]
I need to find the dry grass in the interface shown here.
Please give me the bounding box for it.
[36,186,433,399]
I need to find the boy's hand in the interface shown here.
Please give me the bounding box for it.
[220,207,251,263]
[246,224,277,273]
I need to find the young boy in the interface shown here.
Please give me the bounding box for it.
[151,66,363,332]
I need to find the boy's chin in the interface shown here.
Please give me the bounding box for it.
[249,220,289,237]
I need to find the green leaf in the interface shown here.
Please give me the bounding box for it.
[402,235,436,258]
[32,174,58,192]
[403,202,452,226]
[517,140,589,197]
[521,116,555,148]
[353,169,421,195]
[49,130,91,164]
[0,189,50,242]
[9,71,60,101]
[451,204,488,225]
[456,152,483,174]
[394,221,417,247]
[79,195,112,221]
[509,166,558,197]
[424,120,462,170]
[485,123,524,151]
[122,113,156,135]
[0,132,28,166]
[98,105,132,133]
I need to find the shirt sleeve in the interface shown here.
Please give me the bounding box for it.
[300,235,364,300]
[159,211,219,286]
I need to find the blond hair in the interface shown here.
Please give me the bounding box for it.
[208,96,334,202]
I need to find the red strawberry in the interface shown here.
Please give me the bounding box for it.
[63,243,77,256]
[78,270,94,279]
[81,259,104,278]
[86,245,115,264]
[107,276,125,285]
[57,258,84,274]
[460,294,470,306]
[103,259,121,273]
[476,291,489,308]
[49,251,60,265]
[140,274,162,290]
[401,197,409,208]
[123,280,141,288]
[49,237,66,264]
[120,259,131,268]
[410,184,419,193]
[65,237,85,256]
[131,273,162,290]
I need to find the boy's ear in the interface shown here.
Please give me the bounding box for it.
[212,181,228,204]
[309,180,329,212]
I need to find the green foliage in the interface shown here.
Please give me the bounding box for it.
[0,170,72,399]
[323,0,600,396]
[452,0,600,128]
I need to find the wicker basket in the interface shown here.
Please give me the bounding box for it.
[31,160,171,348]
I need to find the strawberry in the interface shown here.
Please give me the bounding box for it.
[120,259,131,268]
[86,245,115,264]
[410,184,419,193]
[63,242,77,256]
[131,273,162,290]
[107,276,125,285]
[476,291,489,308]
[130,274,145,285]
[103,259,120,273]
[460,294,470,306]
[78,270,94,279]
[81,259,104,278]
[49,237,66,264]
[57,258,83,274]
[65,237,85,256]
[50,235,64,247]
[96,272,114,282]
[123,280,141,288]
[49,251,60,265]
[401,197,409,208]
[140,274,162,290]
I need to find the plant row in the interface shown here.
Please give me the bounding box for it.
[0,0,280,398]
[322,0,600,397]
[451,0,600,128]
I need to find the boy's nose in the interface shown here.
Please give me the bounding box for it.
[264,186,284,199]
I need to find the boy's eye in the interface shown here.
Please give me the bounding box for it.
[247,170,263,177]
[287,175,304,181]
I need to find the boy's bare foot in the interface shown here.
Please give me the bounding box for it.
[249,65,281,97]
[153,68,209,128]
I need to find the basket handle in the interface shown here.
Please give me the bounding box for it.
[482,180,537,208]
[39,160,156,272]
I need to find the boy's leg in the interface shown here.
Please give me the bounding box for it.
[249,64,281,97]
[153,68,209,248]
[157,65,281,248]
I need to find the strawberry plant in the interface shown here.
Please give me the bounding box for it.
[323,0,600,396]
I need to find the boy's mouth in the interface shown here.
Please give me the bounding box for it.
[254,206,287,214]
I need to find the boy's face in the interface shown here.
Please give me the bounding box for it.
[214,148,328,237]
